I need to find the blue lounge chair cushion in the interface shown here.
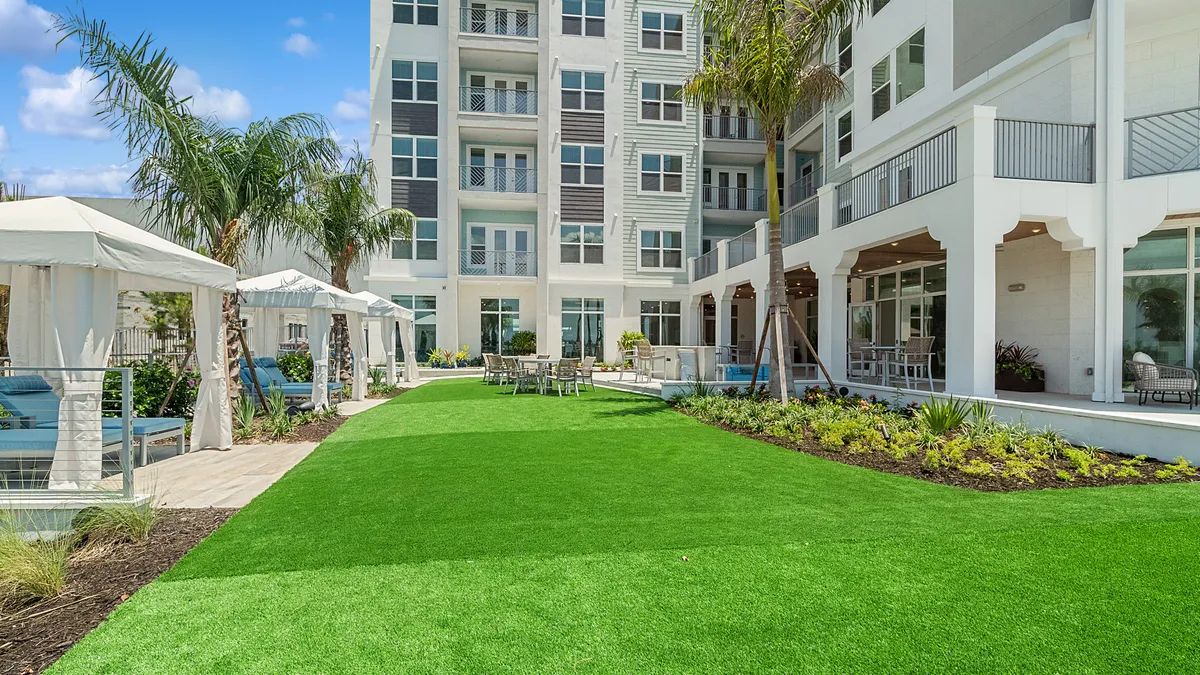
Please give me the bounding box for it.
[0,428,122,451]
[35,418,184,436]
[0,375,53,394]
[0,375,63,421]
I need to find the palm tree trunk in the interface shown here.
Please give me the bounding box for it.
[330,264,353,382]
[764,136,796,402]
[222,293,243,407]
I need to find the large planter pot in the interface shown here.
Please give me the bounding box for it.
[995,369,1045,393]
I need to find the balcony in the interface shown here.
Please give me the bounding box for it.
[459,166,537,193]
[995,119,1095,183]
[1128,106,1200,179]
[459,249,536,277]
[789,99,821,133]
[702,186,767,212]
[836,127,957,227]
[782,195,819,247]
[693,248,719,281]
[459,87,537,116]
[704,115,764,141]
[788,168,823,207]
[459,8,537,38]
[726,228,758,268]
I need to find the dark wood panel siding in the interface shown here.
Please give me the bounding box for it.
[391,180,438,218]
[560,186,604,223]
[392,102,439,136]
[561,111,604,144]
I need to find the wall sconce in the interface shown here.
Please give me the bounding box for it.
[1008,283,1026,293]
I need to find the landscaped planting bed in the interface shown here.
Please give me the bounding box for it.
[673,386,1200,491]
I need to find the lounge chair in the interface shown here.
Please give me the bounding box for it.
[239,357,344,403]
[1127,355,1198,409]
[0,375,184,466]
[0,427,124,461]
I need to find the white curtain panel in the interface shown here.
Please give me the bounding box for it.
[347,312,367,402]
[6,265,52,376]
[48,266,117,490]
[252,307,281,358]
[308,309,332,408]
[190,287,232,452]
[385,319,398,386]
[399,315,419,383]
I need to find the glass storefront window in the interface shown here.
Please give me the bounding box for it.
[392,295,437,361]
[562,298,605,360]
[1124,228,1188,271]
[481,298,520,355]
[864,277,875,302]
[924,263,947,293]
[900,268,923,296]
[878,273,897,299]
[1122,274,1187,366]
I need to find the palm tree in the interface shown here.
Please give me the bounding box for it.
[288,146,415,379]
[683,0,866,401]
[56,11,341,402]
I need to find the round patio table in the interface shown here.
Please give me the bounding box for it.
[517,357,558,393]
[869,346,904,386]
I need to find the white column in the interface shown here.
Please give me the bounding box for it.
[942,235,998,397]
[814,266,849,382]
[717,287,734,349]
[686,295,704,346]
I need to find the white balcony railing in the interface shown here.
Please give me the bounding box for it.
[702,186,767,212]
[459,166,537,193]
[459,87,537,115]
[459,8,537,37]
[704,115,764,141]
[459,249,536,277]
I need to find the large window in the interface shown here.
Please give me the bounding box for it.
[563,0,604,36]
[561,144,604,185]
[391,219,438,260]
[896,28,926,103]
[837,111,853,159]
[1123,227,1197,372]
[392,60,438,102]
[392,137,438,179]
[640,153,684,193]
[562,298,605,360]
[639,230,683,269]
[562,70,604,111]
[640,83,683,122]
[861,263,948,378]
[391,295,437,361]
[640,12,684,51]
[641,301,682,345]
[481,298,520,355]
[394,0,438,25]
[837,26,852,75]
[871,55,891,119]
[871,0,890,13]
[561,224,604,264]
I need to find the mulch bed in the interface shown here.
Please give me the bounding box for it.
[366,387,410,400]
[681,412,1200,492]
[0,508,237,675]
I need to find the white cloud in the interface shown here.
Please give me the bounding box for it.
[18,66,108,141]
[333,89,369,122]
[330,126,368,161]
[173,66,252,123]
[287,16,305,27]
[4,165,132,197]
[283,33,318,57]
[0,126,9,161]
[0,0,57,56]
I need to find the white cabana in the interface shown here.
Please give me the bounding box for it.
[237,270,370,406]
[352,291,419,386]
[0,196,237,488]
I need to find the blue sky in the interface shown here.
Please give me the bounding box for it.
[0,0,368,197]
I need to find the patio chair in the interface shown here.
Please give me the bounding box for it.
[634,340,667,383]
[1127,355,1198,409]
[848,339,876,379]
[482,354,504,384]
[887,336,936,391]
[500,357,539,395]
[546,359,581,397]
[736,340,755,364]
[576,356,597,392]
[0,375,185,466]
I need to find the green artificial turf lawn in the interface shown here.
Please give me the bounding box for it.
[51,380,1200,674]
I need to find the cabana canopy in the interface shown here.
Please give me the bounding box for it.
[352,291,420,386]
[0,197,237,489]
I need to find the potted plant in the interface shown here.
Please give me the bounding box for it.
[510,330,537,356]
[995,341,1046,392]
[454,345,470,367]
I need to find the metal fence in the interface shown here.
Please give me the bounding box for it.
[110,327,195,368]
[459,249,537,277]
[727,229,758,268]
[693,249,719,281]
[704,115,764,140]
[703,186,768,211]
[459,166,538,193]
[995,119,1095,183]
[788,168,823,206]
[837,127,957,227]
[789,100,821,133]
[460,8,537,37]
[1127,106,1200,179]
[459,86,538,115]
[783,195,820,247]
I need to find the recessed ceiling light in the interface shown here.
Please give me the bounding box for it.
[1031,228,1042,233]
[896,260,903,264]
[890,242,899,247]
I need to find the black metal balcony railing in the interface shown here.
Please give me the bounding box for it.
[995,119,1095,183]
[460,8,537,37]
[788,168,823,206]
[693,248,719,281]
[459,249,536,277]
[789,99,821,133]
[459,87,537,115]
[726,228,757,268]
[836,127,957,227]
[1127,106,1200,179]
[702,186,767,211]
[459,166,537,193]
[782,195,819,247]
[703,115,764,141]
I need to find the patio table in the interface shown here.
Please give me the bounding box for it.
[869,346,904,386]
[517,357,558,393]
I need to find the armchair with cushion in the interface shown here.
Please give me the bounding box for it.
[1127,353,1198,409]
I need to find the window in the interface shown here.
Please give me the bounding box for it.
[640,230,683,269]
[871,0,890,13]
[641,12,684,51]
[563,0,604,36]
[871,55,891,119]
[394,0,438,25]
[837,111,853,159]
[837,26,852,75]
[561,144,604,185]
[562,298,605,359]
[640,301,681,345]
[640,153,684,193]
[391,219,438,260]
[392,60,438,102]
[896,28,926,103]
[391,295,437,361]
[562,70,604,111]
[561,224,604,264]
[640,83,683,122]
[481,298,520,355]
[392,137,438,179]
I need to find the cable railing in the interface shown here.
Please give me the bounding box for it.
[693,249,719,281]
[788,168,823,206]
[782,195,819,247]
[995,119,1095,183]
[836,127,957,227]
[726,228,758,268]
[1127,106,1200,178]
[702,186,767,211]
[459,87,537,115]
[459,8,537,37]
[459,166,537,193]
[703,115,764,140]
[459,249,537,277]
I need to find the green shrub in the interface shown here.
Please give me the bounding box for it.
[103,360,198,418]
[73,502,160,544]
[1056,469,1075,482]
[1154,456,1198,480]
[276,352,314,382]
[961,459,996,477]
[1064,447,1098,477]
[510,331,537,356]
[915,396,971,435]
[0,517,71,607]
